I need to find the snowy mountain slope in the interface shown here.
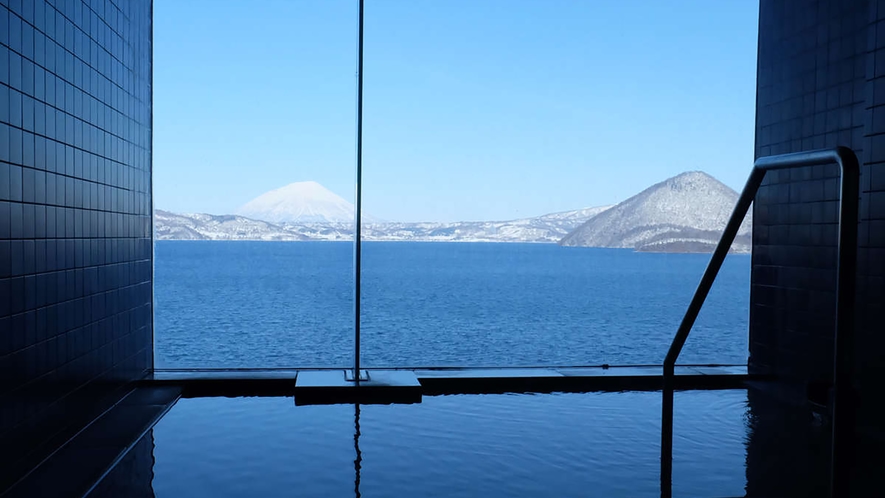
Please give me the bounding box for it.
[559,171,752,252]
[154,210,308,241]
[358,205,613,243]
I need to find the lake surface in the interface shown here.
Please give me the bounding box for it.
[154,241,750,368]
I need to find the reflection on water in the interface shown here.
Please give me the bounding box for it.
[89,389,840,497]
[744,388,831,497]
[93,391,753,497]
[354,404,362,498]
[88,430,156,498]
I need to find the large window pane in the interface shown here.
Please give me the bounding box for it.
[153,0,357,368]
[360,1,757,367]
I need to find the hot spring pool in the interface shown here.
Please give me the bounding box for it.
[90,389,776,497]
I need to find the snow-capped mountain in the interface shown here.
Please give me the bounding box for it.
[154,205,613,243]
[236,181,361,224]
[559,171,751,252]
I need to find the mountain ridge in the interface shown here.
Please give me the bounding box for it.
[154,210,309,241]
[559,171,751,252]
[154,205,613,243]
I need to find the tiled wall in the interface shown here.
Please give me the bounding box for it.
[858,0,885,447]
[753,0,884,452]
[0,0,152,487]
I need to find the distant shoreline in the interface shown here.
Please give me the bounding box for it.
[152,238,751,254]
[152,238,558,244]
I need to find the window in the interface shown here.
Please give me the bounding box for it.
[153,0,758,370]
[153,0,357,368]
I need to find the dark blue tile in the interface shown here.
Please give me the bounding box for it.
[34,239,46,274]
[870,192,885,220]
[22,240,34,275]
[54,171,65,205]
[0,162,10,202]
[34,170,45,205]
[21,131,34,168]
[0,277,10,317]
[54,206,65,238]
[45,205,56,238]
[44,72,56,109]
[21,166,35,203]
[34,205,45,239]
[21,203,35,239]
[21,54,34,96]
[0,241,10,279]
[9,202,23,239]
[0,84,9,125]
[7,10,22,56]
[0,7,8,49]
[34,135,46,170]
[9,276,25,315]
[8,126,23,165]
[24,275,36,311]
[0,197,11,240]
[33,29,45,68]
[0,127,10,174]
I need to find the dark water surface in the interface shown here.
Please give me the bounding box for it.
[127,391,750,497]
[154,241,750,368]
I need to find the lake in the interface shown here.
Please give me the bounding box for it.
[154,241,750,368]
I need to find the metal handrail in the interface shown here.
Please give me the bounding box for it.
[660,147,859,498]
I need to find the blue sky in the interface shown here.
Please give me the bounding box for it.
[154,0,759,223]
